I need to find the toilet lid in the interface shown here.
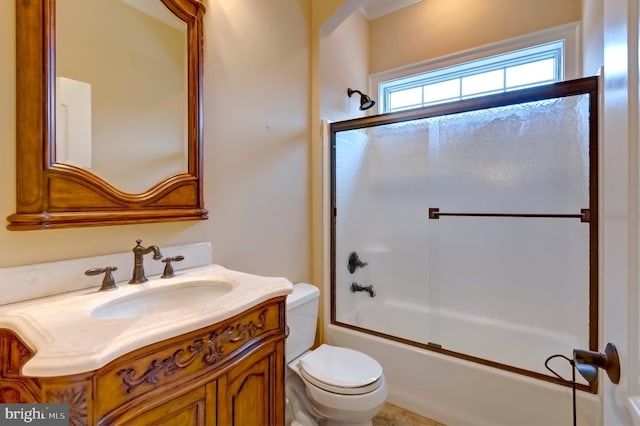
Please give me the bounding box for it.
[297,344,383,395]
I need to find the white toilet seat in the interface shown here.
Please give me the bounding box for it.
[296,344,383,395]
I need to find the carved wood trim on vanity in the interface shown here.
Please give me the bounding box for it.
[0,298,287,426]
[0,330,40,403]
[117,309,267,393]
[44,384,90,426]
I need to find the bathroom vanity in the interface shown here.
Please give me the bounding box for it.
[0,261,292,426]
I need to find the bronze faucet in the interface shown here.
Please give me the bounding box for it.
[351,282,375,297]
[86,266,119,291]
[129,239,163,284]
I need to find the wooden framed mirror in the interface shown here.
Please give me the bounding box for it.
[8,0,207,230]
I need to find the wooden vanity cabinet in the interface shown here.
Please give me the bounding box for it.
[0,297,287,426]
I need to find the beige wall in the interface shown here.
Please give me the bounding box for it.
[320,10,371,122]
[313,0,360,36]
[0,1,311,286]
[203,0,310,278]
[370,0,582,74]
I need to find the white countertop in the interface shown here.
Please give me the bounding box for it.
[0,264,293,377]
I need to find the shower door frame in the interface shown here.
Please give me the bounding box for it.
[329,76,599,393]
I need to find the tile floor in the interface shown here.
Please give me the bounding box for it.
[373,403,446,426]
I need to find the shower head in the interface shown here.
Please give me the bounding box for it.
[347,88,376,111]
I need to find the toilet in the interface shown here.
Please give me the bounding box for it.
[286,283,388,426]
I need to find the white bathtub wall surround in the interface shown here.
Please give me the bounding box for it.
[347,299,584,383]
[0,263,293,377]
[0,242,212,305]
[328,325,601,426]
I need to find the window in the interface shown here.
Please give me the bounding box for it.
[381,41,563,113]
[372,23,580,114]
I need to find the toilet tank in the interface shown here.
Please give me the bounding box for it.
[286,283,319,363]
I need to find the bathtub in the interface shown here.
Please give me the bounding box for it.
[326,298,601,426]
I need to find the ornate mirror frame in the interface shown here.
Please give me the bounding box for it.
[8,0,208,230]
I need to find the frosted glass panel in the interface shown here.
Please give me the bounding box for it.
[332,91,594,385]
[430,96,589,213]
[427,217,588,377]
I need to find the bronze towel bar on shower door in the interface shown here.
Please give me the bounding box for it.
[428,208,591,223]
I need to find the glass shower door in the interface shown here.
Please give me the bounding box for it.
[426,95,591,378]
[331,77,598,389]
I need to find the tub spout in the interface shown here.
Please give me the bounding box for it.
[351,282,375,297]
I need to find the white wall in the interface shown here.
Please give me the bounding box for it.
[600,0,639,422]
[582,0,604,76]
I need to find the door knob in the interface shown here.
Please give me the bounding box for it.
[573,342,621,385]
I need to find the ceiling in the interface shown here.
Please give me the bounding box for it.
[359,0,423,20]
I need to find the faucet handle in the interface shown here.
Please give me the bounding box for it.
[161,255,185,278]
[86,266,118,292]
[348,252,368,273]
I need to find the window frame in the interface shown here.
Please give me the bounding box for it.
[370,22,582,114]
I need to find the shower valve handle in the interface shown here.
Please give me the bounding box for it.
[348,252,368,273]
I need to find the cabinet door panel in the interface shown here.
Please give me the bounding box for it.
[229,358,270,426]
[119,386,206,426]
[219,345,277,426]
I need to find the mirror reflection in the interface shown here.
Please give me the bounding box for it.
[56,0,188,194]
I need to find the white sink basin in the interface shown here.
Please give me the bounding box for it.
[90,280,234,319]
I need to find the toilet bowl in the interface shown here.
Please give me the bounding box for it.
[286,283,388,426]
